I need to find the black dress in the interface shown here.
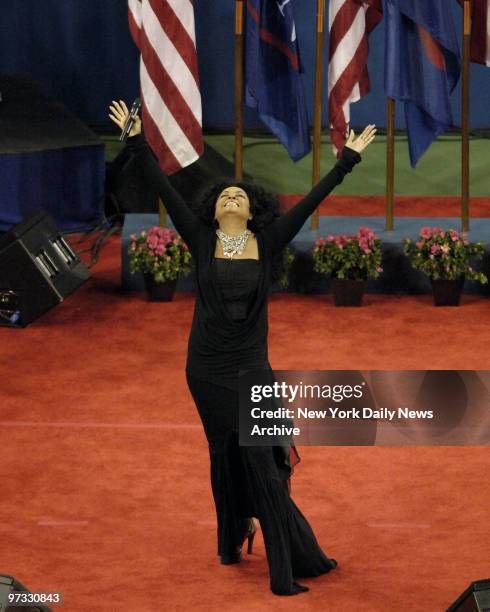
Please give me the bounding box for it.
[127,134,361,595]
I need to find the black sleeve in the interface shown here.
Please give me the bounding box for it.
[266,147,362,253]
[125,134,201,254]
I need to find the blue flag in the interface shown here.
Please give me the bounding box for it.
[385,0,460,167]
[245,0,310,162]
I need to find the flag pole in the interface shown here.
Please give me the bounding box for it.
[461,0,471,232]
[235,0,244,180]
[385,97,395,231]
[158,199,167,227]
[311,0,325,231]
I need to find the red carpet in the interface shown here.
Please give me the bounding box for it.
[279,194,490,217]
[1,235,489,611]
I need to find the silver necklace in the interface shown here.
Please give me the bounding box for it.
[216,228,252,259]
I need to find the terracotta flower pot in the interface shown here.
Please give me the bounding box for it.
[143,273,177,302]
[431,277,464,306]
[331,278,365,307]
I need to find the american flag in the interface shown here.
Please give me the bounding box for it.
[328,0,382,156]
[128,0,203,174]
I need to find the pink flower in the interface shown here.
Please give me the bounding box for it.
[431,227,445,238]
[358,226,375,241]
[430,244,440,254]
[376,266,383,273]
[147,236,158,250]
[415,241,423,249]
[420,227,432,240]
[130,234,137,241]
[147,226,177,245]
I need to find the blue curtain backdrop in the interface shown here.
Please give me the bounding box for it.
[1,0,489,131]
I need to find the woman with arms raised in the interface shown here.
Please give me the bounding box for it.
[109,100,375,596]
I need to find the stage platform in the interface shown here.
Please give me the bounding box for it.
[121,214,490,296]
[0,75,105,233]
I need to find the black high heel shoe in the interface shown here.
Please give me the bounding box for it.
[245,517,257,554]
[220,517,258,565]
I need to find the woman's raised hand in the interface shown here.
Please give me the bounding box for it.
[345,124,377,154]
[108,100,142,137]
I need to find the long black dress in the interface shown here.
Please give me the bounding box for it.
[127,135,361,595]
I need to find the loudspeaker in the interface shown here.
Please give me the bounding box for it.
[447,579,490,611]
[0,574,53,611]
[0,210,90,327]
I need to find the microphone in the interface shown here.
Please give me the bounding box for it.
[120,97,142,142]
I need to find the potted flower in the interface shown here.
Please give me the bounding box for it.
[128,226,192,301]
[404,227,487,306]
[313,227,383,306]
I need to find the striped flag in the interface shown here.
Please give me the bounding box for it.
[328,0,383,157]
[128,0,203,174]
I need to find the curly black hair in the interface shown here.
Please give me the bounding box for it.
[191,178,286,284]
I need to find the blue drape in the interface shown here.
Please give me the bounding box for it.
[0,147,105,233]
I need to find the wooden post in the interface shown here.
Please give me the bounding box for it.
[385,97,395,231]
[311,0,325,231]
[235,0,244,181]
[461,0,471,232]
[159,198,167,227]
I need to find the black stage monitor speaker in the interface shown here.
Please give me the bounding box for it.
[447,579,490,612]
[0,210,90,327]
[0,574,52,611]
